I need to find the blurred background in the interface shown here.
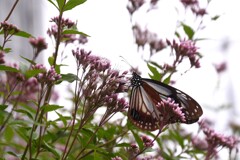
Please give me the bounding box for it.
[1,0,239,156]
[0,0,44,63]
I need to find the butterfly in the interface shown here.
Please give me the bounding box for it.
[128,72,203,131]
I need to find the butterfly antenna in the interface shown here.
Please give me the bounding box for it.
[119,56,135,69]
[119,56,141,74]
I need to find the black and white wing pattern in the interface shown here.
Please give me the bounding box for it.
[128,72,203,131]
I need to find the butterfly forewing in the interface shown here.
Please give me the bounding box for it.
[129,86,160,131]
[128,73,164,131]
[128,72,203,131]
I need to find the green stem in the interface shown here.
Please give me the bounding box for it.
[21,85,45,159]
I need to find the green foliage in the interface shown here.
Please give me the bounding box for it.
[48,0,87,11]
[41,104,64,113]
[63,0,87,11]
[21,56,37,65]
[0,65,19,72]
[14,31,32,38]
[60,73,79,83]
[62,29,90,37]
[0,105,8,111]
[147,62,162,81]
[25,68,45,79]
[182,23,195,40]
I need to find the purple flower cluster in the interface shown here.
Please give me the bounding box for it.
[32,64,61,84]
[47,16,88,45]
[0,21,19,35]
[104,94,128,112]
[0,21,20,49]
[167,39,200,68]
[111,156,123,160]
[214,62,227,74]
[129,141,164,160]
[47,17,75,40]
[50,16,75,29]
[130,143,140,154]
[180,0,198,6]
[156,98,186,125]
[199,120,239,149]
[180,0,207,17]
[0,63,39,103]
[29,37,47,58]
[127,0,159,15]
[72,48,129,124]
[132,25,166,55]
[141,135,154,148]
[127,0,145,15]
[197,119,239,159]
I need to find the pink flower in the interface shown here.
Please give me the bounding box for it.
[29,37,47,57]
[141,135,154,148]
[156,98,186,125]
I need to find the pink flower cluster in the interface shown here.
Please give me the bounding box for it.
[156,98,186,125]
[32,64,61,84]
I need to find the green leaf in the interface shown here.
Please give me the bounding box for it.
[64,0,87,11]
[148,61,163,70]
[79,128,95,146]
[48,0,59,10]
[169,129,184,149]
[15,127,29,141]
[15,109,34,120]
[147,63,161,80]
[4,125,14,141]
[163,75,171,84]
[60,73,78,83]
[25,68,45,79]
[48,56,54,66]
[41,104,64,113]
[19,102,37,115]
[14,30,32,38]
[0,65,19,72]
[0,105,8,111]
[55,64,61,74]
[55,111,67,127]
[9,120,32,127]
[0,110,8,125]
[20,56,36,65]
[130,129,144,150]
[116,142,131,147]
[56,0,65,11]
[175,31,180,38]
[182,23,194,40]
[3,48,12,53]
[211,15,220,21]
[6,151,19,158]
[62,29,89,37]
[42,140,61,159]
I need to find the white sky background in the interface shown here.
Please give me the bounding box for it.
[41,0,240,139]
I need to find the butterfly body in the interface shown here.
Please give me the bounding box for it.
[128,72,203,131]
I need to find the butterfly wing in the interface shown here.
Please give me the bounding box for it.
[142,78,203,124]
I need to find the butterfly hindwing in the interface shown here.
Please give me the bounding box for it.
[142,78,203,124]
